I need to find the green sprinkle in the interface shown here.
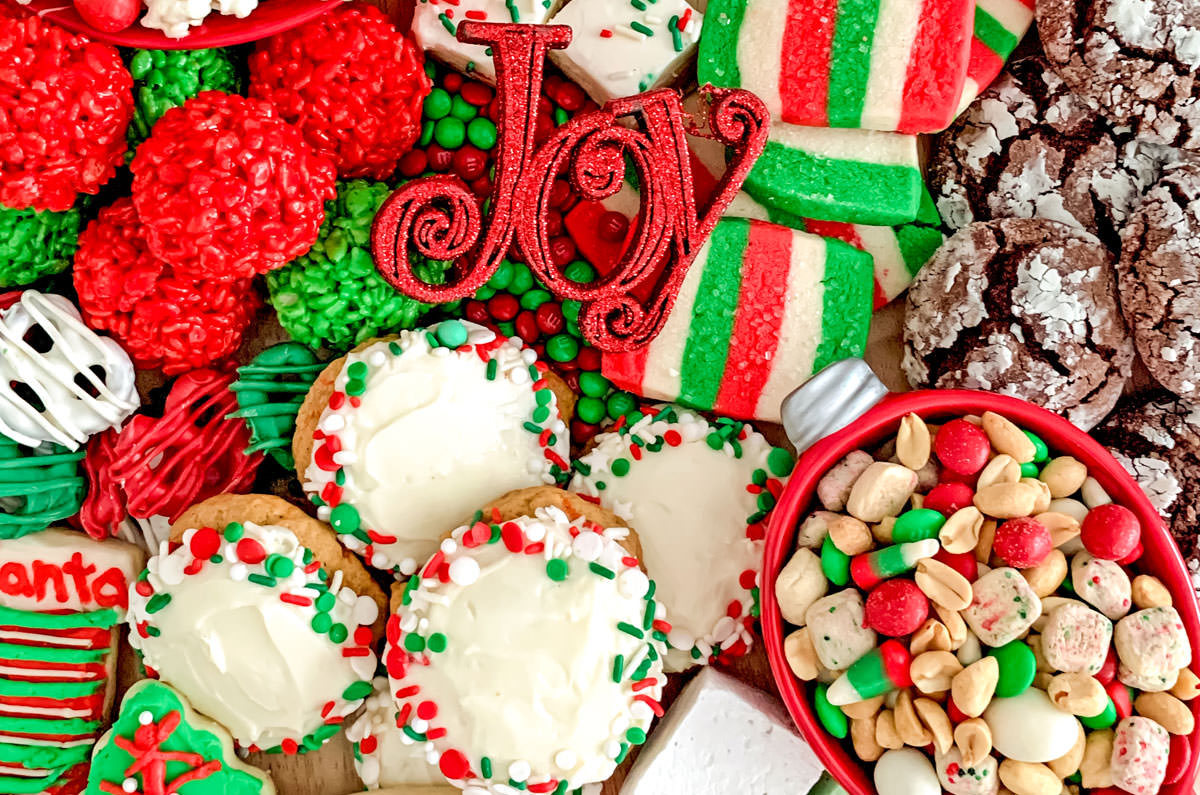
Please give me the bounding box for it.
[611,458,631,477]
[486,359,499,380]
[767,447,793,476]
[438,12,455,33]
[403,725,427,742]
[632,0,646,8]
[630,20,654,35]
[224,522,245,542]
[643,600,655,630]
[613,654,624,682]
[532,405,551,424]
[330,503,361,535]
[589,562,616,579]
[265,554,295,578]
[670,16,683,50]
[248,573,278,588]
[706,432,724,450]
[329,623,348,643]
[626,727,647,744]
[312,613,333,633]
[482,757,493,778]
[145,594,171,614]
[436,319,469,347]
[404,633,426,653]
[428,632,448,653]
[346,361,368,380]
[343,680,373,700]
[617,622,644,639]
[316,591,336,612]
[547,558,569,581]
[389,342,403,356]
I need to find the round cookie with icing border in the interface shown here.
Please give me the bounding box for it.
[570,404,792,671]
[346,677,445,791]
[0,291,137,451]
[126,494,387,755]
[383,486,667,795]
[294,320,572,576]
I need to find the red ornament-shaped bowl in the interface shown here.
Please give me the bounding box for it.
[762,360,1200,795]
[10,0,335,48]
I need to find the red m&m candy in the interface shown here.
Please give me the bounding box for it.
[934,420,991,476]
[992,517,1052,569]
[1080,504,1141,561]
[923,482,975,516]
[863,579,929,637]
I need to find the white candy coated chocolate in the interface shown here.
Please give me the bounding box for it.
[805,589,876,671]
[875,749,940,795]
[961,567,1041,647]
[984,689,1079,763]
[1071,552,1132,620]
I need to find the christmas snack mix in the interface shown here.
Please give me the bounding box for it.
[0,528,145,795]
[571,405,794,670]
[383,487,669,794]
[776,410,1198,795]
[294,320,572,576]
[249,4,430,179]
[126,494,387,754]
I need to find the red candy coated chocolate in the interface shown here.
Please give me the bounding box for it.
[992,517,1052,569]
[1106,680,1133,720]
[1165,731,1191,785]
[1080,503,1141,561]
[924,482,975,516]
[933,548,978,582]
[933,420,992,475]
[1096,646,1117,685]
[863,579,929,637]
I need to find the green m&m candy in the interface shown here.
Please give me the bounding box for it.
[988,640,1036,697]
[814,683,848,739]
[821,535,850,586]
[1078,695,1117,729]
[891,509,946,543]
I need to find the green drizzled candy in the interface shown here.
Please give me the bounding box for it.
[267,180,451,351]
[227,342,326,469]
[0,203,80,288]
[126,48,241,152]
[0,435,86,539]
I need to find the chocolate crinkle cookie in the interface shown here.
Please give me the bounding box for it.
[903,218,1134,431]
[1036,0,1200,150]
[929,56,1177,251]
[1118,159,1200,398]
[1091,392,1200,582]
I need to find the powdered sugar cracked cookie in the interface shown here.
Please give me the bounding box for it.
[1037,0,1200,150]
[295,319,572,576]
[903,218,1134,430]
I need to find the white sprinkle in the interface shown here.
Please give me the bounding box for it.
[448,557,481,586]
[399,558,418,576]
[229,563,248,582]
[554,749,578,771]
[368,350,387,367]
[123,778,138,793]
[604,740,623,759]
[508,760,532,782]
[320,414,345,433]
[572,531,604,562]
[440,538,458,555]
[410,718,429,733]
[618,568,649,599]
[138,710,154,725]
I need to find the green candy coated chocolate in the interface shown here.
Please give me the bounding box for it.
[228,342,325,469]
[1078,696,1117,729]
[606,392,637,419]
[576,396,606,425]
[1020,461,1040,478]
[578,371,611,398]
[487,260,514,290]
[1025,430,1049,462]
[988,640,1037,697]
[821,535,850,586]
[546,333,579,363]
[563,260,597,283]
[450,93,477,121]
[126,48,241,152]
[423,87,452,119]
[0,204,80,288]
[467,117,498,149]
[509,263,535,294]
[434,116,466,149]
[891,508,946,543]
[814,683,848,739]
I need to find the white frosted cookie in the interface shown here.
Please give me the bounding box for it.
[411,0,558,83]
[384,502,668,794]
[548,0,703,102]
[301,320,569,575]
[127,520,382,753]
[347,677,444,790]
[0,291,136,450]
[570,405,792,670]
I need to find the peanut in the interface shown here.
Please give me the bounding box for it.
[1170,668,1200,701]
[916,557,973,611]
[875,709,903,750]
[911,651,963,695]
[1021,478,1052,514]
[1131,575,1173,609]
[1039,457,1087,499]
[827,514,873,556]
[872,516,896,545]
[974,481,1041,519]
[940,506,985,555]
[913,697,954,755]
[954,717,992,768]
[982,412,1037,463]
[851,715,884,762]
[1080,729,1113,788]
[1080,477,1111,508]
[964,414,983,426]
[1048,720,1086,779]
[1047,673,1107,717]
[976,519,998,563]
[894,690,932,747]
[784,628,819,681]
[910,619,953,655]
[999,760,1061,795]
[841,695,884,720]
[1134,692,1195,734]
[910,493,924,510]
[897,413,931,471]
[1033,672,1055,691]
[846,462,919,523]
[934,603,968,650]
[1036,511,1082,549]
[1022,549,1068,599]
[1028,634,1054,674]
[951,656,999,718]
[977,454,1021,489]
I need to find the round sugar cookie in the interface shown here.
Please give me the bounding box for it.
[127,494,386,754]
[570,405,793,670]
[383,487,667,795]
[1036,0,1200,150]
[295,320,571,575]
[347,677,443,790]
[902,218,1134,430]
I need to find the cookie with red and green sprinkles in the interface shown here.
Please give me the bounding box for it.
[570,405,792,671]
[126,494,387,755]
[383,486,668,795]
[294,320,573,576]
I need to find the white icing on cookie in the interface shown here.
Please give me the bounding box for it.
[384,503,668,793]
[303,322,569,575]
[346,677,443,789]
[127,521,379,752]
[0,292,137,450]
[570,405,791,671]
[411,0,557,83]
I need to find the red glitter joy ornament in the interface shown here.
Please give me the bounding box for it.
[372,22,768,352]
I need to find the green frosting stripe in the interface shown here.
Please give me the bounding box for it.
[0,641,110,664]
[0,740,92,770]
[813,237,875,372]
[0,678,103,699]
[0,604,118,631]
[0,713,100,737]
[0,770,71,795]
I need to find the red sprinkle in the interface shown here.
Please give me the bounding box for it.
[280,593,313,607]
[235,538,267,565]
[439,749,470,779]
[634,694,665,716]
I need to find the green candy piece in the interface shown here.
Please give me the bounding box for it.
[564,260,597,283]
[436,319,469,347]
[228,342,325,470]
[814,683,848,739]
[488,260,514,290]
[467,117,498,149]
[1078,696,1117,729]
[576,396,606,425]
[0,204,80,288]
[267,180,449,351]
[509,263,535,294]
[988,640,1037,697]
[520,288,553,311]
[1020,461,1040,478]
[821,535,850,586]
[606,392,637,419]
[546,333,579,363]
[423,87,452,119]
[891,508,946,543]
[434,116,466,149]
[126,48,241,153]
[578,371,611,398]
[0,435,85,539]
[1025,430,1049,462]
[450,93,477,121]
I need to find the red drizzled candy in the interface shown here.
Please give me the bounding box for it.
[0,15,132,211]
[933,420,991,476]
[992,517,1052,568]
[79,428,125,540]
[249,3,430,179]
[130,91,336,282]
[863,579,929,637]
[1080,503,1141,561]
[74,198,260,374]
[923,482,975,516]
